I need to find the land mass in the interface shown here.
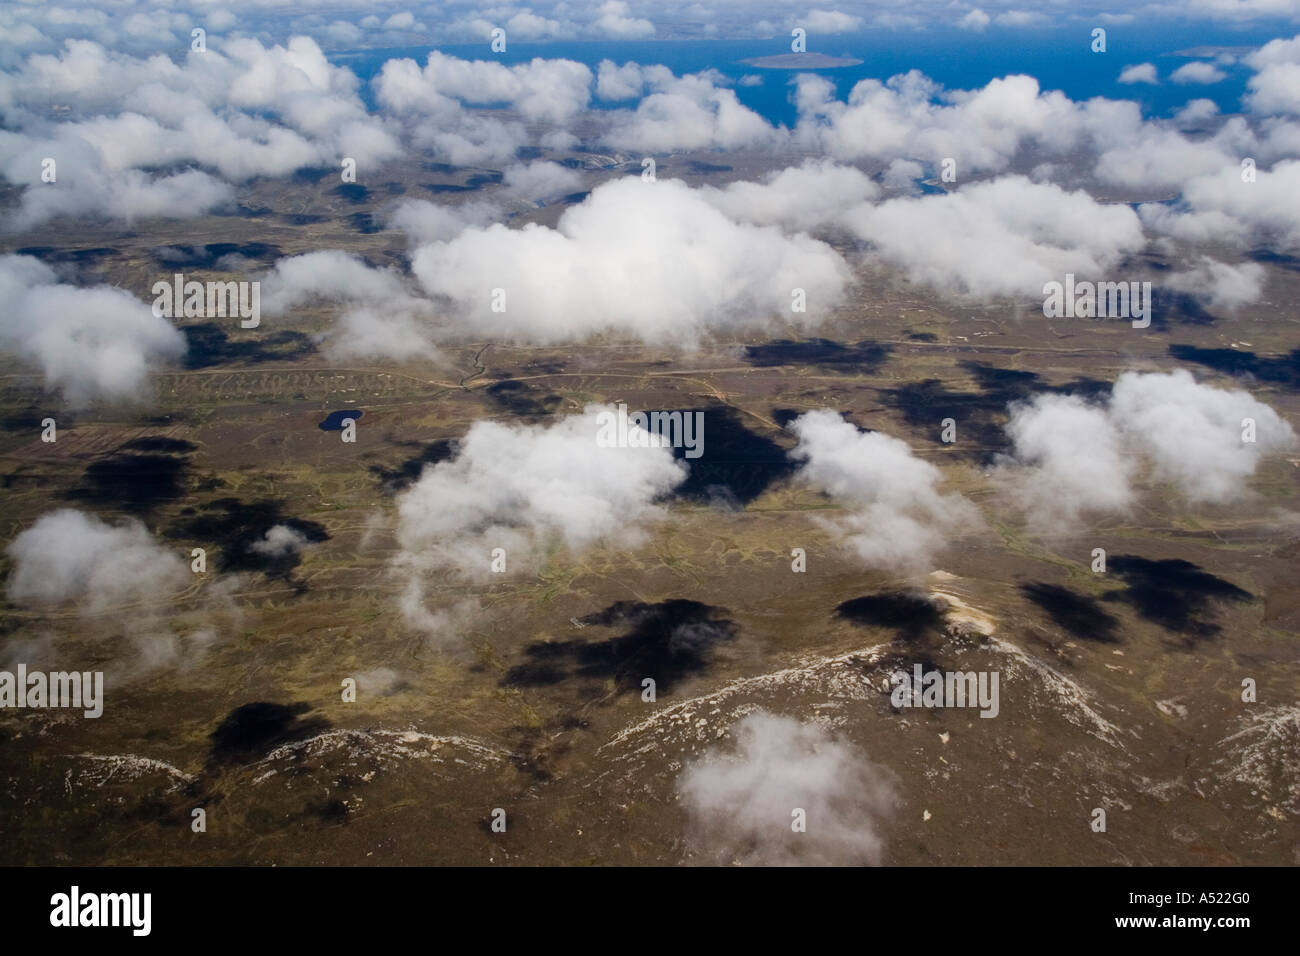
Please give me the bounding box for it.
[740,52,864,69]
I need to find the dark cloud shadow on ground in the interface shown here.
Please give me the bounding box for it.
[879,360,1109,464]
[208,702,330,765]
[836,591,946,642]
[1169,344,1300,389]
[1021,582,1120,643]
[743,338,892,373]
[66,452,190,513]
[502,599,736,694]
[669,404,796,507]
[1102,555,1252,646]
[369,438,458,493]
[485,380,562,417]
[181,322,316,369]
[150,242,282,269]
[168,497,329,584]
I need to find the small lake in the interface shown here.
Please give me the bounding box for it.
[319,410,363,431]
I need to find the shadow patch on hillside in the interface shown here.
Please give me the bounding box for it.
[333,184,368,204]
[670,405,795,507]
[208,702,330,765]
[837,591,946,642]
[118,436,197,454]
[182,323,316,369]
[1021,582,1120,643]
[1170,344,1300,389]
[1102,555,1252,645]
[151,242,282,269]
[66,453,190,512]
[14,246,119,265]
[503,599,736,694]
[169,497,329,581]
[485,380,561,416]
[370,439,458,493]
[744,338,892,373]
[1152,289,1217,327]
[879,361,1105,464]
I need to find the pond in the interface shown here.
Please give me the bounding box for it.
[318,409,363,431]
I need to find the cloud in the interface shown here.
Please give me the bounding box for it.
[1174,98,1220,124]
[0,0,1293,67]
[792,71,1126,177]
[785,63,1290,203]
[882,157,925,190]
[603,68,779,152]
[1171,61,1227,84]
[370,50,593,162]
[678,710,897,865]
[260,249,422,315]
[1246,35,1300,114]
[1163,257,1266,311]
[3,32,1291,247]
[1093,116,1253,192]
[355,666,405,696]
[6,509,188,611]
[993,10,1049,27]
[1109,370,1296,503]
[595,59,648,100]
[206,11,238,32]
[409,112,528,166]
[590,1,654,39]
[1118,63,1159,84]
[958,9,991,31]
[374,50,593,125]
[501,160,584,201]
[0,35,398,224]
[506,10,572,40]
[0,254,186,403]
[999,394,1136,529]
[1139,160,1300,251]
[842,176,1146,298]
[788,410,977,575]
[2,36,400,166]
[126,627,220,677]
[999,371,1296,527]
[250,525,311,559]
[394,405,686,627]
[259,249,439,361]
[0,127,236,228]
[802,10,866,34]
[410,177,850,344]
[697,159,878,231]
[385,198,503,245]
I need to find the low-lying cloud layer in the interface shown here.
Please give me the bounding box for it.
[0,254,186,403]
[843,176,1147,298]
[411,177,850,344]
[259,249,440,360]
[1000,370,1297,529]
[678,710,897,865]
[6,508,188,611]
[697,159,879,231]
[789,409,977,575]
[394,405,687,628]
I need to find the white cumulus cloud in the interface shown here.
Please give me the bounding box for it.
[7,509,187,611]
[789,410,977,575]
[678,710,897,866]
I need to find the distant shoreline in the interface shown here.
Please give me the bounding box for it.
[739,52,864,69]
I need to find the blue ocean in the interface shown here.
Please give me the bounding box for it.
[332,20,1297,126]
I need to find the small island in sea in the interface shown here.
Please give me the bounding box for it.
[739,52,864,69]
